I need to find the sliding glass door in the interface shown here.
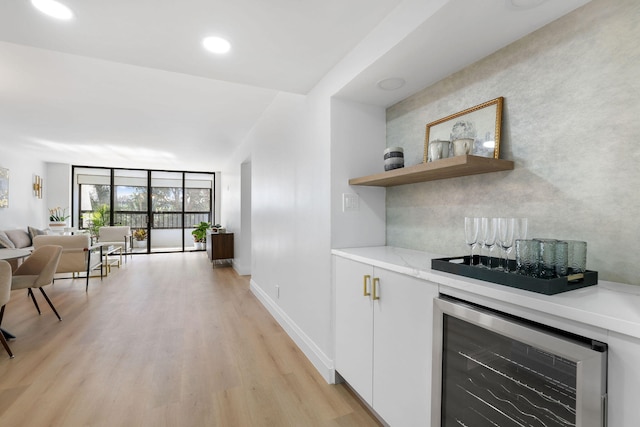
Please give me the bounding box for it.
[150,171,183,253]
[184,173,215,250]
[114,169,149,253]
[74,166,214,254]
[78,168,111,234]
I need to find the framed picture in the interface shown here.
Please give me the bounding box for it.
[0,168,8,208]
[424,97,504,162]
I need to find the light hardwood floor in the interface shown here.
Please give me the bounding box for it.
[0,252,380,427]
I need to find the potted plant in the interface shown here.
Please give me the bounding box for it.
[133,228,147,248]
[49,207,70,227]
[85,204,109,240]
[191,221,210,250]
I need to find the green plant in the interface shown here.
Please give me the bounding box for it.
[87,204,109,238]
[133,229,147,241]
[191,221,210,242]
[49,207,70,222]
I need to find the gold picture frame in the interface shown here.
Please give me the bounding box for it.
[0,168,8,208]
[424,97,504,162]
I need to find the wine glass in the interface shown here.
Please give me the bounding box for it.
[497,217,515,271]
[481,217,497,269]
[464,217,479,266]
[477,218,487,268]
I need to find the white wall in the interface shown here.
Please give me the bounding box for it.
[330,98,386,249]
[46,162,71,225]
[221,0,446,381]
[224,93,388,380]
[0,151,47,230]
[220,143,249,274]
[238,161,252,275]
[218,160,251,275]
[223,92,338,376]
[213,171,222,226]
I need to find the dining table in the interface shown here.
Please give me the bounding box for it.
[0,248,31,340]
[0,248,32,262]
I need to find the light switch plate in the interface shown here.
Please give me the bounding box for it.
[342,193,359,212]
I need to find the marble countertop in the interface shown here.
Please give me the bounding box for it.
[332,246,640,340]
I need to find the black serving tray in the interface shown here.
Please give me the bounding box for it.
[431,255,598,295]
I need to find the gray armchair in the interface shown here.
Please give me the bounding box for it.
[12,245,63,321]
[0,260,13,358]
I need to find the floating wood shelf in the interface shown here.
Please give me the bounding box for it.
[348,155,514,187]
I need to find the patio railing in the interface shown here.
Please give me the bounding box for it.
[81,211,210,230]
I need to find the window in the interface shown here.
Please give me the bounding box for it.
[73,167,215,252]
[114,185,148,228]
[79,183,111,229]
[185,187,212,228]
[152,186,183,229]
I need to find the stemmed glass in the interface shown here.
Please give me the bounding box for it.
[480,217,497,269]
[464,217,479,266]
[497,217,515,271]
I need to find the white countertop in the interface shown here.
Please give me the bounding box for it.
[332,246,640,340]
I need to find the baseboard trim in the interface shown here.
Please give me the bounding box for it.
[250,279,335,384]
[231,259,250,276]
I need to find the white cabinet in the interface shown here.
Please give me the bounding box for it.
[606,332,640,426]
[334,246,640,427]
[334,256,437,426]
[335,256,374,404]
[372,267,436,426]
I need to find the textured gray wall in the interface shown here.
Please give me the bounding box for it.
[386,0,640,285]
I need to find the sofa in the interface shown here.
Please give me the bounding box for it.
[0,228,43,269]
[0,228,37,250]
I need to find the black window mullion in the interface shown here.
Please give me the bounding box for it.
[109,170,115,225]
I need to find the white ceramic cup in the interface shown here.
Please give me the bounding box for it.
[452,138,474,156]
[429,140,449,161]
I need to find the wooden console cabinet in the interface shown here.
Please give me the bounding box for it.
[206,231,234,264]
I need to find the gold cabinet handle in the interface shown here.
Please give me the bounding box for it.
[363,275,371,296]
[372,277,380,300]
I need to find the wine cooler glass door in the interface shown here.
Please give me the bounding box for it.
[432,297,607,427]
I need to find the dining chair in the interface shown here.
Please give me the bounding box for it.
[0,260,14,358]
[12,245,63,321]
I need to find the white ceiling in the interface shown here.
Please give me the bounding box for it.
[0,0,590,172]
[336,0,593,107]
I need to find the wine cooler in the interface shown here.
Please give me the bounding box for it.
[432,296,607,427]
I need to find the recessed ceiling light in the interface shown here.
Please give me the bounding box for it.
[31,0,74,20]
[202,36,231,54]
[376,77,406,91]
[506,0,548,10]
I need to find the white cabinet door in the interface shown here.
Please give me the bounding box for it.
[606,332,640,427]
[372,268,437,427]
[334,256,374,405]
